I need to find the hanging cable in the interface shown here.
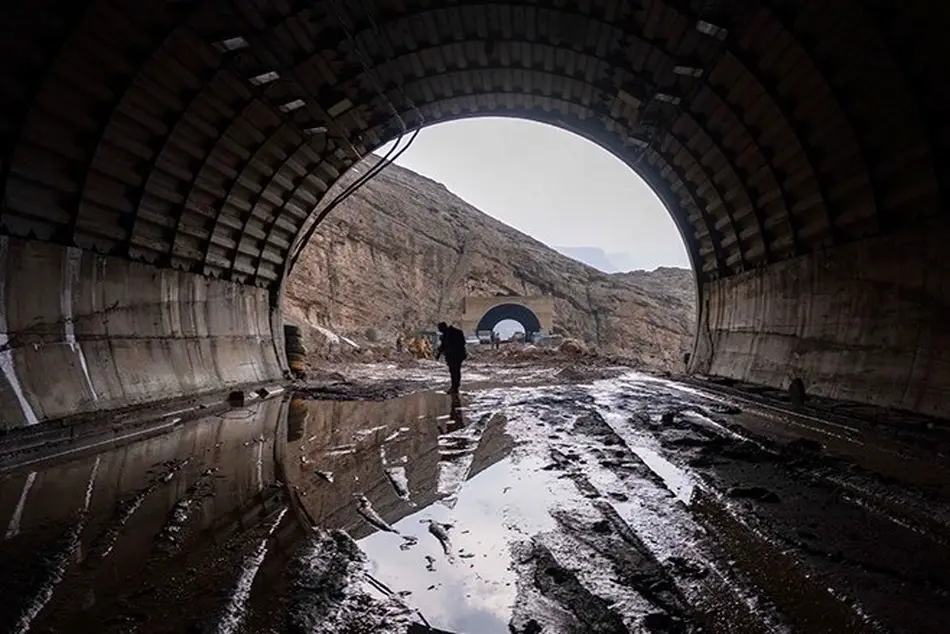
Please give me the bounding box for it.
[287,123,421,272]
[286,0,425,272]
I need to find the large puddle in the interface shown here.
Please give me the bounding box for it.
[0,388,580,633]
[3,372,948,633]
[285,391,581,633]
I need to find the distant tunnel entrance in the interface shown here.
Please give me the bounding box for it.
[476,304,543,340]
[461,296,554,340]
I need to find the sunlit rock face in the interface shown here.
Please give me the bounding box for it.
[285,159,696,371]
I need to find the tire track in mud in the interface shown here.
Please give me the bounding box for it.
[465,387,751,631]
[504,380,888,633]
[583,384,887,633]
[152,465,219,555]
[88,458,191,560]
[474,386,781,633]
[543,440,773,634]
[635,393,950,633]
[512,540,630,634]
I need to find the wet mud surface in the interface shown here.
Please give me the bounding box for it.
[1,366,949,633]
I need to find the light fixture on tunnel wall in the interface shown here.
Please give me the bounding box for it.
[654,92,681,106]
[278,98,306,113]
[213,36,249,52]
[695,20,728,40]
[673,65,704,78]
[617,89,641,108]
[248,70,280,85]
[626,136,649,148]
[327,98,353,118]
[304,125,328,135]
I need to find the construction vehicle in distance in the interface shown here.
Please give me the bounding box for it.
[406,329,438,359]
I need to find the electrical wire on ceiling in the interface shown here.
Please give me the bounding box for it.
[225,1,364,160]
[287,0,426,273]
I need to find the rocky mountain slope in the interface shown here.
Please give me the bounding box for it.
[283,158,696,371]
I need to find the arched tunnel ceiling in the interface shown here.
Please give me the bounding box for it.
[1,0,947,290]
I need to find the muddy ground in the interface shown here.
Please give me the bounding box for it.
[297,348,634,402]
[1,362,949,633]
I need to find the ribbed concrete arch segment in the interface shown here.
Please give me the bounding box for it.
[2,0,950,421]
[1,0,943,288]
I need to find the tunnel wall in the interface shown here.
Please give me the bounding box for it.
[694,217,950,418]
[0,236,284,430]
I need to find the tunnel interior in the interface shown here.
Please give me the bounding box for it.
[476,304,543,339]
[1,0,950,431]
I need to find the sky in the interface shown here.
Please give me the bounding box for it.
[376,117,690,272]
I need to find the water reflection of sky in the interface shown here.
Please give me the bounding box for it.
[359,452,574,633]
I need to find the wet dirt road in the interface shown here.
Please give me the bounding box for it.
[1,366,948,633]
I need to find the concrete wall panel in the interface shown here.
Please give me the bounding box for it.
[696,218,950,417]
[0,237,284,430]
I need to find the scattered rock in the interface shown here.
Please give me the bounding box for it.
[558,339,587,355]
[295,379,417,402]
[513,619,543,634]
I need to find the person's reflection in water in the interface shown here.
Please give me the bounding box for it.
[441,392,466,434]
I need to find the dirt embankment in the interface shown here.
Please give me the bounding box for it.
[284,158,695,373]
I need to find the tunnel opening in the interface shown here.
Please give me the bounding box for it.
[0,0,948,431]
[482,308,540,342]
[492,318,529,343]
[282,116,696,375]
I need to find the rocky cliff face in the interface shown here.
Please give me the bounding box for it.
[283,159,696,371]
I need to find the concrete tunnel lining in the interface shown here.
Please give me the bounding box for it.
[1,0,950,428]
[475,304,544,338]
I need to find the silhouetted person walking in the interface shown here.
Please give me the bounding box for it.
[435,322,467,394]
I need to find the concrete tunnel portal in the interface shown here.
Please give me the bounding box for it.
[477,305,543,340]
[1,0,950,432]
